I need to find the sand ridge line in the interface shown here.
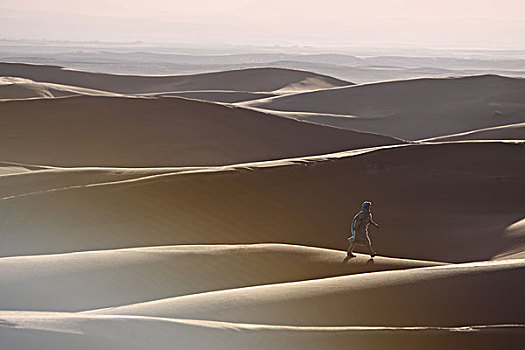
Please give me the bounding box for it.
[0,161,60,171]
[418,122,525,142]
[1,311,524,334]
[0,76,125,100]
[0,143,408,200]
[0,243,375,258]
[0,167,226,201]
[0,244,445,269]
[247,108,363,119]
[2,140,523,201]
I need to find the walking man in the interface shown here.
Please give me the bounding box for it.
[347,201,379,258]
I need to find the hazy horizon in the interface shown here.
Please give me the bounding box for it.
[1,0,524,49]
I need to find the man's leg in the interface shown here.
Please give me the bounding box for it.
[347,239,356,257]
[365,233,376,258]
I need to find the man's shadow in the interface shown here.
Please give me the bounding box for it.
[342,255,352,264]
[342,254,376,264]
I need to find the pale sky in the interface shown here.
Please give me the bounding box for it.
[1,0,524,48]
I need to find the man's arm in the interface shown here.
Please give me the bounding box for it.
[350,214,359,239]
[370,213,379,228]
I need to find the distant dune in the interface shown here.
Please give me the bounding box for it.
[245,75,525,140]
[0,62,352,94]
[1,142,523,262]
[0,244,441,312]
[0,95,400,167]
[4,47,525,84]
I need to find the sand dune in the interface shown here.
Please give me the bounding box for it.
[244,75,525,140]
[0,244,441,311]
[0,142,523,262]
[1,312,523,350]
[0,95,400,167]
[0,62,351,94]
[90,260,525,327]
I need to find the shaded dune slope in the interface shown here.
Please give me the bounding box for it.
[0,62,351,94]
[0,95,400,167]
[0,142,523,262]
[90,260,525,328]
[245,75,525,139]
[0,244,441,311]
[1,312,523,350]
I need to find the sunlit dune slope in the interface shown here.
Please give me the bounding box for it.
[0,78,53,99]
[0,142,523,262]
[0,244,441,311]
[425,122,525,142]
[0,62,351,94]
[245,75,525,140]
[0,95,400,167]
[90,260,525,328]
[1,312,523,350]
[0,77,118,100]
[0,161,52,175]
[492,218,525,260]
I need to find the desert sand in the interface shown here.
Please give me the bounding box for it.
[0,62,524,349]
